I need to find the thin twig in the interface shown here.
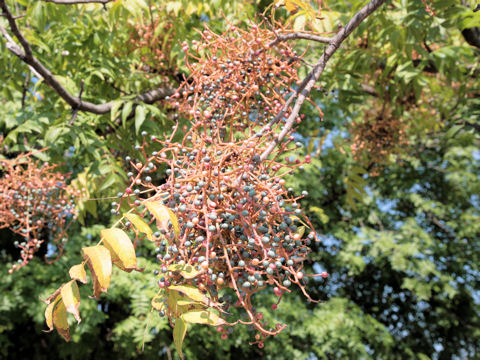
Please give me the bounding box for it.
[261,0,387,161]
[69,79,85,125]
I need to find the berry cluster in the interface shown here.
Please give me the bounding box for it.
[116,23,326,345]
[349,103,409,176]
[128,10,176,81]
[0,152,76,272]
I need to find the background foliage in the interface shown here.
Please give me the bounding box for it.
[1,0,479,359]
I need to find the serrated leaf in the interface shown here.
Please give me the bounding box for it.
[181,309,225,326]
[61,280,81,323]
[145,201,179,241]
[101,228,142,272]
[53,300,70,341]
[173,317,187,359]
[82,245,112,298]
[69,263,87,284]
[125,213,153,241]
[168,264,202,279]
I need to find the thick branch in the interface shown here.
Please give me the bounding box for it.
[261,0,387,160]
[0,0,174,115]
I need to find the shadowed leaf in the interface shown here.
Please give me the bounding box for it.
[173,317,187,359]
[53,300,70,341]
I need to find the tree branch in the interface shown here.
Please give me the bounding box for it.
[41,0,113,4]
[0,0,174,115]
[268,32,332,47]
[260,0,387,160]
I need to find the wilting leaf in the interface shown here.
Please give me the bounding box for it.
[53,300,70,341]
[82,245,112,298]
[61,280,81,323]
[101,228,142,272]
[69,263,87,284]
[168,264,203,279]
[152,294,166,312]
[173,317,187,359]
[44,292,61,332]
[181,309,225,326]
[145,201,180,240]
[124,212,153,241]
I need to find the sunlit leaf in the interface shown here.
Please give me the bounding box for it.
[152,294,167,312]
[173,317,187,359]
[125,212,153,241]
[69,263,87,284]
[145,201,180,240]
[101,228,142,272]
[82,245,112,298]
[168,264,203,279]
[60,280,81,323]
[168,285,216,307]
[181,309,225,326]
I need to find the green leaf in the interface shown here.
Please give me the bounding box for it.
[134,105,146,134]
[122,102,133,127]
[173,317,187,359]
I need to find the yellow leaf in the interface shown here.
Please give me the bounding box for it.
[101,228,142,272]
[152,294,166,312]
[69,263,87,284]
[173,317,187,359]
[168,264,203,279]
[168,285,213,306]
[145,201,179,241]
[181,310,225,326]
[82,245,112,299]
[125,213,153,241]
[296,225,306,238]
[285,0,297,12]
[44,292,61,332]
[60,280,81,323]
[53,300,70,341]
